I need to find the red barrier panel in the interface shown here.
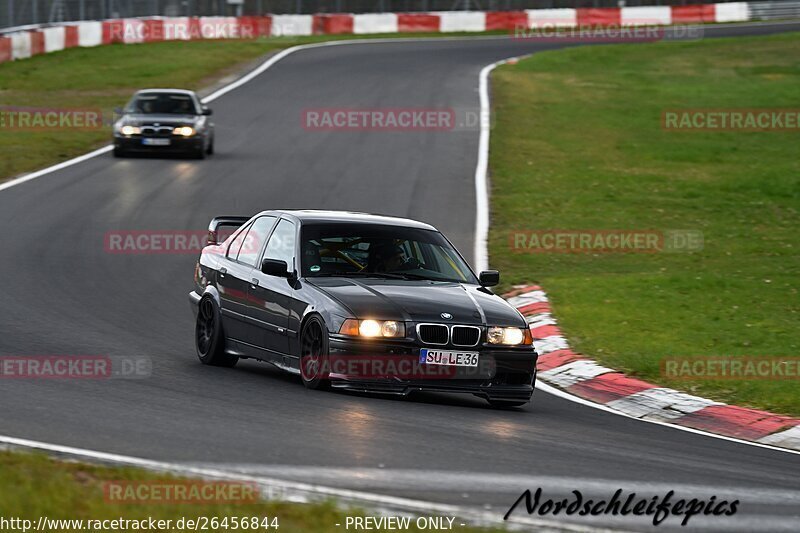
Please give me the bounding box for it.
[29,31,45,55]
[64,25,80,48]
[188,17,201,40]
[0,36,11,63]
[143,19,164,42]
[671,5,715,23]
[313,14,354,35]
[237,16,272,38]
[103,20,125,44]
[237,16,272,39]
[576,8,621,26]
[485,11,527,31]
[397,14,440,33]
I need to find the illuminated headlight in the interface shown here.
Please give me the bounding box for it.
[339,319,405,338]
[487,326,531,346]
[173,126,195,137]
[119,125,140,136]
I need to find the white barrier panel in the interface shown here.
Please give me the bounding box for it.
[436,11,486,32]
[199,17,240,39]
[526,9,577,28]
[42,26,66,52]
[271,15,313,36]
[353,13,398,34]
[77,21,102,47]
[621,6,672,25]
[715,2,749,22]
[123,18,145,43]
[10,32,32,59]
[163,17,190,41]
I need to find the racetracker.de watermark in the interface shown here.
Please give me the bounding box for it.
[512,23,703,43]
[0,106,108,131]
[509,230,703,254]
[0,356,151,379]
[301,108,490,131]
[662,357,800,380]
[104,230,256,255]
[662,109,800,131]
[105,20,254,42]
[103,480,262,504]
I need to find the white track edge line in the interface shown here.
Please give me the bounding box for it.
[0,435,610,532]
[473,57,800,456]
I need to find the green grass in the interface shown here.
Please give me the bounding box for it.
[0,450,505,532]
[489,33,800,417]
[0,31,504,181]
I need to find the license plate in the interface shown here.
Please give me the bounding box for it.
[142,138,170,146]
[420,349,479,367]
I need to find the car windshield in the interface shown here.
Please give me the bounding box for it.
[300,223,478,284]
[125,93,198,115]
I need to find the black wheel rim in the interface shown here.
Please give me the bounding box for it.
[196,299,215,355]
[301,322,324,381]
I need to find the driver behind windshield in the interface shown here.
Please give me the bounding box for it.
[371,243,407,273]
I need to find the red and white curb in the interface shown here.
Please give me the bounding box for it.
[0,3,752,64]
[505,285,800,452]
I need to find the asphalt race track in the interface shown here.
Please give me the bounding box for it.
[2,22,800,531]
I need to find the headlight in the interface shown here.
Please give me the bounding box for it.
[120,125,140,135]
[339,319,405,338]
[174,126,195,136]
[487,326,531,346]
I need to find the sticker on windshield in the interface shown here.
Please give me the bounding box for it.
[310,265,321,272]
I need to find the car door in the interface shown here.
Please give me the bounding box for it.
[246,218,298,358]
[217,220,255,342]
[218,216,277,344]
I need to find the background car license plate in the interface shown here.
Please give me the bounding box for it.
[420,349,479,367]
[142,138,170,146]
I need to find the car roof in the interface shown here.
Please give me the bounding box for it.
[259,210,438,231]
[134,89,197,96]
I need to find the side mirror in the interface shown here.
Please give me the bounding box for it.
[261,258,290,278]
[479,270,500,287]
[202,107,213,116]
[113,107,123,115]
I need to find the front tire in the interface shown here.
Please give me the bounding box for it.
[299,316,330,390]
[113,146,125,158]
[195,296,238,367]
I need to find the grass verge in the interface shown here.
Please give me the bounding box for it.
[489,32,800,416]
[0,450,505,532]
[0,31,504,181]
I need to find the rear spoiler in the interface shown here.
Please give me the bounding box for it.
[207,216,250,246]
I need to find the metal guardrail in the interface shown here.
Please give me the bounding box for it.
[1,0,799,30]
[0,1,753,30]
[749,0,800,18]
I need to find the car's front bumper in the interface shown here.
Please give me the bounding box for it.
[326,336,537,402]
[115,135,204,153]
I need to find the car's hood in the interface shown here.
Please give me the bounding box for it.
[121,114,199,125]
[308,278,525,327]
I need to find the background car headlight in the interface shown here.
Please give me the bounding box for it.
[487,326,531,345]
[339,319,405,338]
[120,125,140,136]
[174,126,195,137]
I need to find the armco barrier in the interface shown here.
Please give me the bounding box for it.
[0,35,11,62]
[353,13,398,34]
[397,14,439,32]
[0,3,784,66]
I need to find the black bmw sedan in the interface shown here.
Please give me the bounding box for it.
[113,89,214,159]
[189,210,538,407]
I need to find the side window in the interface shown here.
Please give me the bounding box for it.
[237,216,277,267]
[226,221,253,260]
[263,219,297,269]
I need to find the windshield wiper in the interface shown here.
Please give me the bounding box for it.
[314,271,408,280]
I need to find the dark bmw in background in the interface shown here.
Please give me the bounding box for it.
[189,210,538,407]
[113,88,214,159]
